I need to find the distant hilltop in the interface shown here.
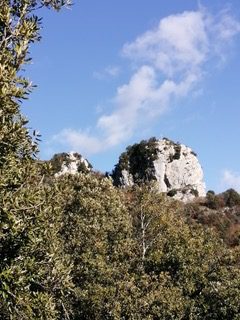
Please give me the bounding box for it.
[49,151,92,176]
[49,137,206,202]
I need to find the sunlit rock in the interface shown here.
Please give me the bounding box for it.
[112,138,206,202]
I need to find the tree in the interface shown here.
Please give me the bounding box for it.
[59,173,134,319]
[0,0,71,168]
[123,183,180,269]
[0,167,74,319]
[123,183,240,319]
[0,1,73,318]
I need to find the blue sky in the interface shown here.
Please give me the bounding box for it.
[22,0,240,192]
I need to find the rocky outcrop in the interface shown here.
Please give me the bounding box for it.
[50,152,92,177]
[112,138,206,202]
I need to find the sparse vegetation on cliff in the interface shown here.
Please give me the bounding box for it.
[112,137,159,185]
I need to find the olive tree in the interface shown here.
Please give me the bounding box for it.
[0,1,74,318]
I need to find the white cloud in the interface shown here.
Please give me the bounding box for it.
[53,66,198,154]
[51,129,102,155]
[51,8,240,155]
[93,65,120,80]
[221,170,240,192]
[214,10,240,41]
[106,66,121,77]
[122,10,208,77]
[122,8,240,76]
[96,66,198,147]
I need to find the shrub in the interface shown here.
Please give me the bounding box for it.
[223,189,240,207]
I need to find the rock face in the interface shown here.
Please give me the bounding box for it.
[112,138,206,202]
[50,152,92,177]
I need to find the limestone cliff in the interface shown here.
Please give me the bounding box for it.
[112,138,206,201]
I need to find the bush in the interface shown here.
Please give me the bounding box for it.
[206,192,225,209]
[223,189,240,207]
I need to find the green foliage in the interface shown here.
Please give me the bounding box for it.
[122,184,240,319]
[58,173,134,319]
[183,192,240,247]
[0,0,71,171]
[167,188,177,197]
[112,137,158,185]
[223,188,240,208]
[190,188,199,197]
[205,188,240,210]
[205,191,225,210]
[162,137,183,162]
[77,161,91,173]
[50,152,70,173]
[0,0,73,318]
[170,142,181,162]
[0,162,74,319]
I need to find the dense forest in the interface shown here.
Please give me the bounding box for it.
[1,1,240,319]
